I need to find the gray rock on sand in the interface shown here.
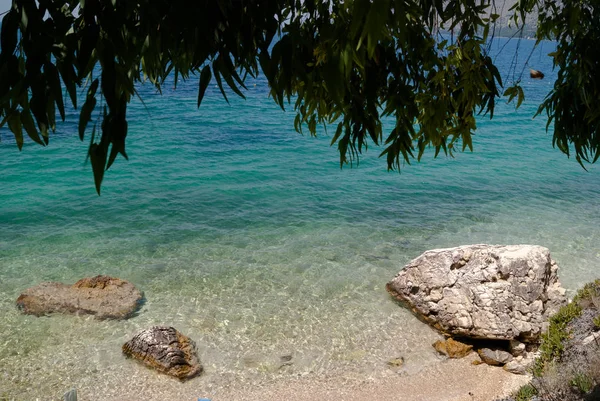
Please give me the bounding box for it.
[582,331,600,346]
[386,244,567,343]
[508,340,526,357]
[503,360,528,375]
[122,326,202,380]
[16,275,143,320]
[503,350,538,375]
[478,348,513,366]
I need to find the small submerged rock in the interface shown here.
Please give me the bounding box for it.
[63,388,77,401]
[386,356,405,367]
[122,326,202,380]
[16,275,143,319]
[279,354,293,367]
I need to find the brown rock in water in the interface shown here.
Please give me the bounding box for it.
[433,338,473,358]
[122,326,202,380]
[530,69,545,79]
[16,275,143,319]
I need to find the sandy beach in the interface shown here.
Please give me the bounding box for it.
[215,357,529,401]
[93,353,529,401]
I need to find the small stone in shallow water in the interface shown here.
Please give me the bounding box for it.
[63,389,77,401]
[279,354,293,365]
[386,357,405,368]
[122,326,202,380]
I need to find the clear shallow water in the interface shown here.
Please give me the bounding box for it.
[2,38,600,399]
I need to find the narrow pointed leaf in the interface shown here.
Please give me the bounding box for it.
[45,63,65,121]
[7,112,23,150]
[218,56,246,99]
[197,65,212,108]
[89,142,107,194]
[213,65,229,104]
[79,79,99,140]
[21,109,44,145]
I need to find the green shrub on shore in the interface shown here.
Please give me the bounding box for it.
[513,384,538,401]
[593,315,600,330]
[506,280,600,401]
[570,373,594,395]
[532,301,582,376]
[572,280,600,305]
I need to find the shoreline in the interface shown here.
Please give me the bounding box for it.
[97,353,529,401]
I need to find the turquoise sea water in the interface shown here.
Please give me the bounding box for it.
[2,38,600,399]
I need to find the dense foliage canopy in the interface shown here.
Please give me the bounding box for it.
[0,0,598,193]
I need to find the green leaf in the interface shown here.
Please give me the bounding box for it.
[57,63,78,109]
[221,52,247,90]
[45,62,65,121]
[106,116,129,170]
[29,95,49,140]
[197,65,212,108]
[7,112,23,150]
[213,64,229,104]
[20,109,44,145]
[1,11,18,57]
[46,94,56,132]
[89,142,107,195]
[516,86,525,108]
[217,55,246,100]
[77,24,99,78]
[330,122,344,146]
[504,84,525,109]
[20,6,28,31]
[79,79,99,140]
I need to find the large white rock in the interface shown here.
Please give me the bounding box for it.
[386,244,567,343]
